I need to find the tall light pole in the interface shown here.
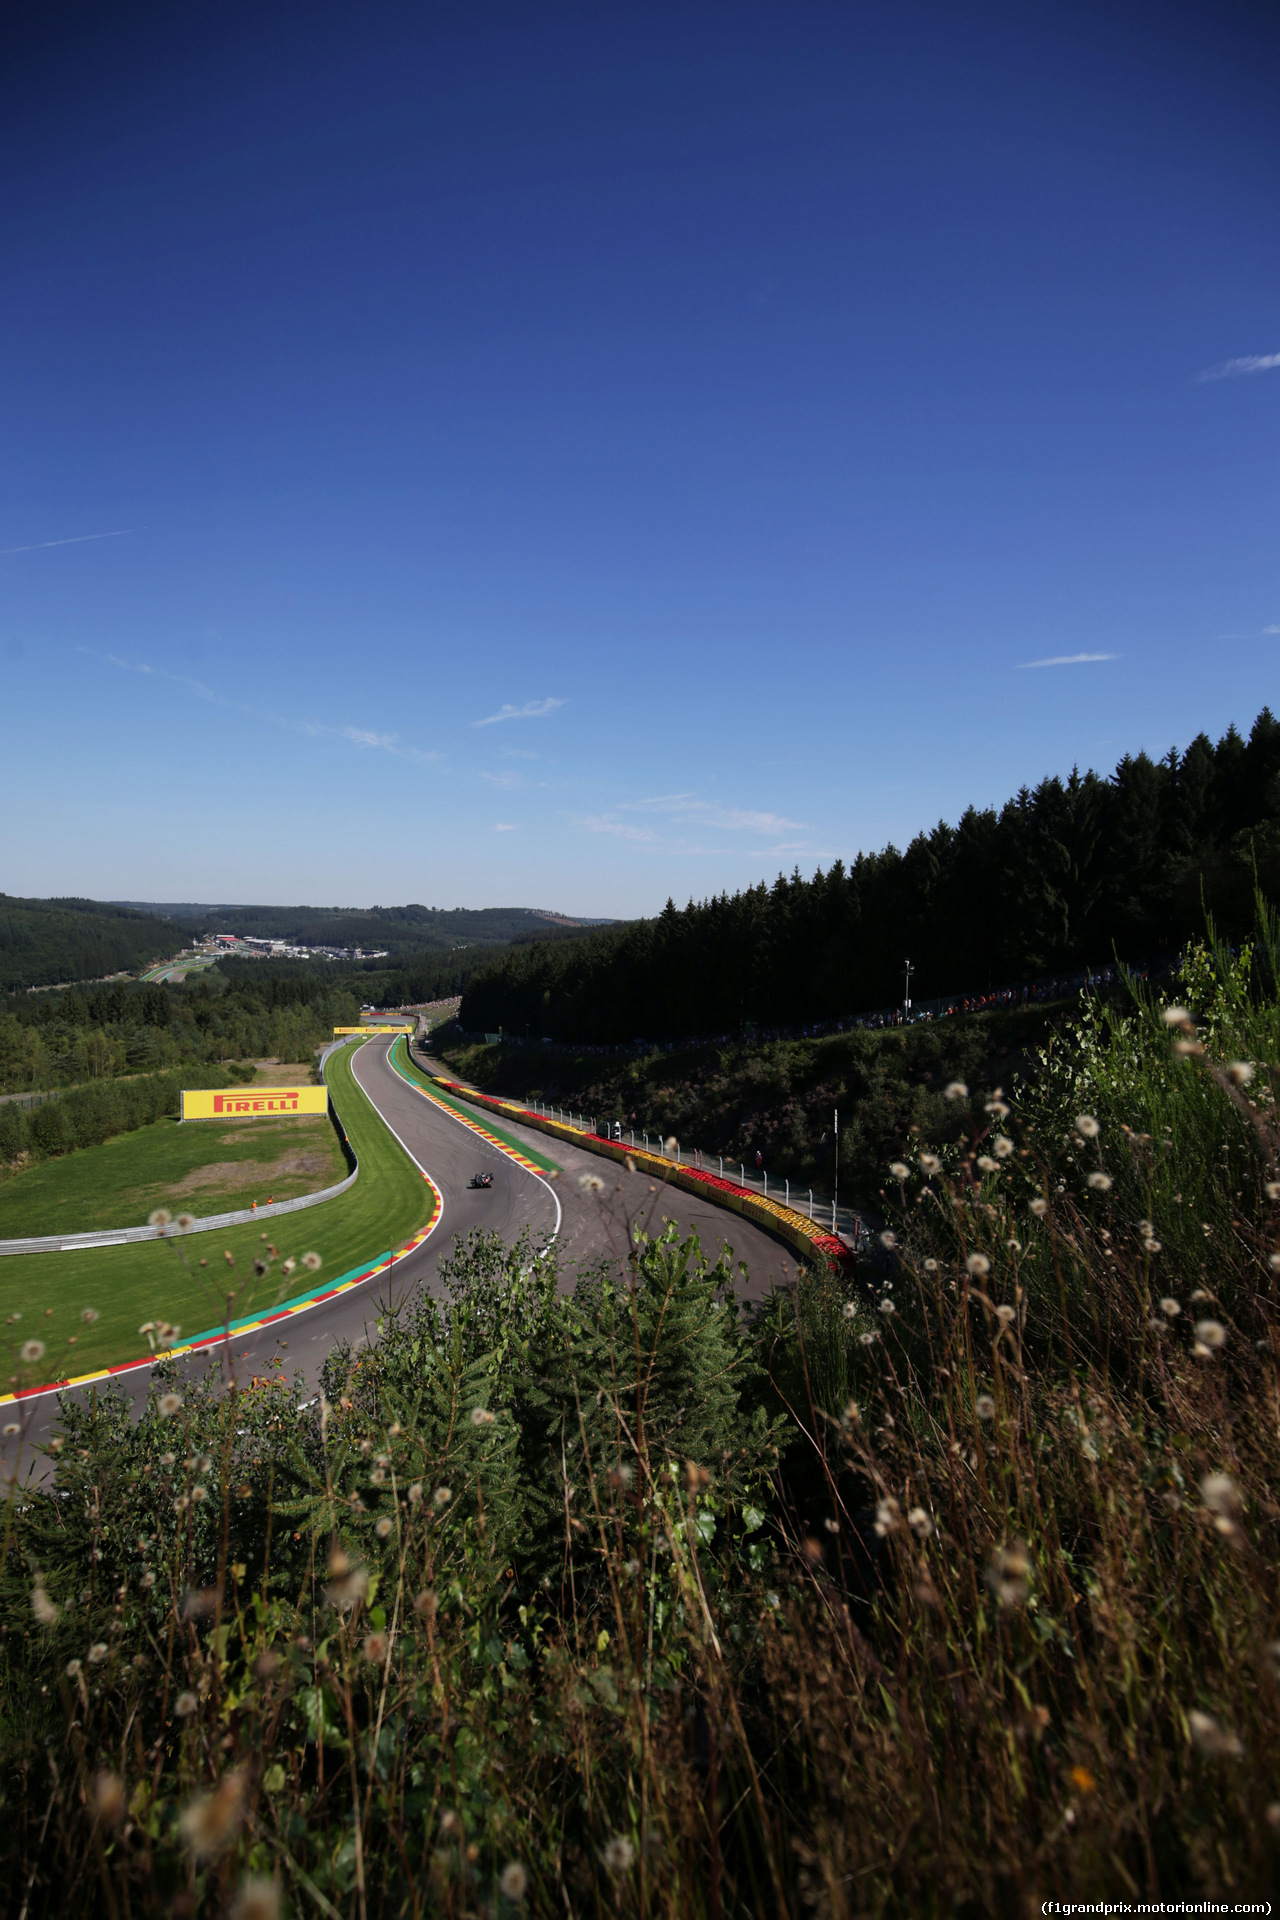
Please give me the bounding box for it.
[903,958,915,1023]
[833,1107,839,1225]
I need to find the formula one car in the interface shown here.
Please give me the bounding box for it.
[468,1172,493,1189]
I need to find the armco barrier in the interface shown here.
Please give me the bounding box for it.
[0,1063,359,1260]
[413,1056,856,1275]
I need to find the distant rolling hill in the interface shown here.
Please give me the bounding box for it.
[0,896,175,992]
[111,902,616,955]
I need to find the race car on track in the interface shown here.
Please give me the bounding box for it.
[468,1172,493,1189]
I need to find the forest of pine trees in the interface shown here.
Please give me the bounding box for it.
[460,711,1280,1043]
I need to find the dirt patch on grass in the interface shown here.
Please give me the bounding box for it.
[249,1059,318,1086]
[165,1149,335,1196]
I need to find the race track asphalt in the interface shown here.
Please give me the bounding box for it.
[11,1034,801,1467]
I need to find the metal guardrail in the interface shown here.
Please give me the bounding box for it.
[0,1056,359,1259]
[500,1089,873,1252]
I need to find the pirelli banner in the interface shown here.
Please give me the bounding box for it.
[181,1087,331,1122]
[333,1024,413,1035]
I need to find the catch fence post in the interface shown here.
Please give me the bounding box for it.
[785,1179,789,1207]
[809,1189,813,1219]
[719,1156,723,1177]
[764,1172,768,1198]
[832,1200,836,1231]
[740,1164,744,1185]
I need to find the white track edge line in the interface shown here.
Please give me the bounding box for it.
[380,1040,562,1250]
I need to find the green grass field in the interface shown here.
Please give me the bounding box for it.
[0,1041,433,1384]
[0,1111,348,1240]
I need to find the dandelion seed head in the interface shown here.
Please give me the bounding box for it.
[93,1772,126,1826]
[577,1172,604,1193]
[1228,1061,1255,1085]
[878,1230,897,1249]
[889,1161,909,1180]
[986,1542,1032,1607]
[1266,1183,1280,1202]
[944,1081,969,1102]
[923,1257,939,1272]
[878,1297,896,1314]
[80,1307,99,1323]
[859,1330,878,1345]
[842,1300,858,1318]
[995,1303,1016,1324]
[230,1876,280,1920]
[433,1486,452,1507]
[1162,1005,1192,1026]
[1268,1253,1280,1273]
[179,1770,248,1858]
[148,1209,172,1227]
[1075,1114,1100,1139]
[907,1507,933,1539]
[1188,1709,1243,1759]
[413,1588,438,1618]
[470,1406,496,1426]
[1029,1197,1048,1217]
[176,1213,197,1232]
[977,1155,999,1173]
[362,1631,388,1663]
[601,1835,635,1873]
[19,1340,45,1364]
[873,1497,900,1536]
[1087,1171,1112,1191]
[965,1253,990,1277]
[1195,1319,1227,1350]
[975,1394,997,1420]
[301,1252,322,1272]
[408,1482,423,1504]
[1200,1473,1242,1517]
[919,1152,941,1175]
[375,1516,393,1539]
[2,1422,17,1438]
[158,1393,182,1417]
[1144,1238,1162,1254]
[87,1642,108,1664]
[499,1861,529,1901]
[31,1583,58,1627]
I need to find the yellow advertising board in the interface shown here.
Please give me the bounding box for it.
[181,1087,330,1121]
[333,1025,413,1034]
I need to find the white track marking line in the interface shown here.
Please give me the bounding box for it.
[377,1040,562,1251]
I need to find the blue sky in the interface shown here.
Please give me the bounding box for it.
[2,0,1277,916]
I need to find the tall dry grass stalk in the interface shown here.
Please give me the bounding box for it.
[2,911,1280,1915]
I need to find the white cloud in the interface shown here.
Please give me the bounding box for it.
[574,814,658,843]
[340,726,399,750]
[83,650,437,763]
[479,769,525,789]
[1197,352,1280,382]
[2,528,134,556]
[621,793,806,833]
[1016,652,1118,670]
[472,697,564,727]
[493,822,520,832]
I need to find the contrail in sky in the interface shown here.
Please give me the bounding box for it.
[1,528,135,555]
